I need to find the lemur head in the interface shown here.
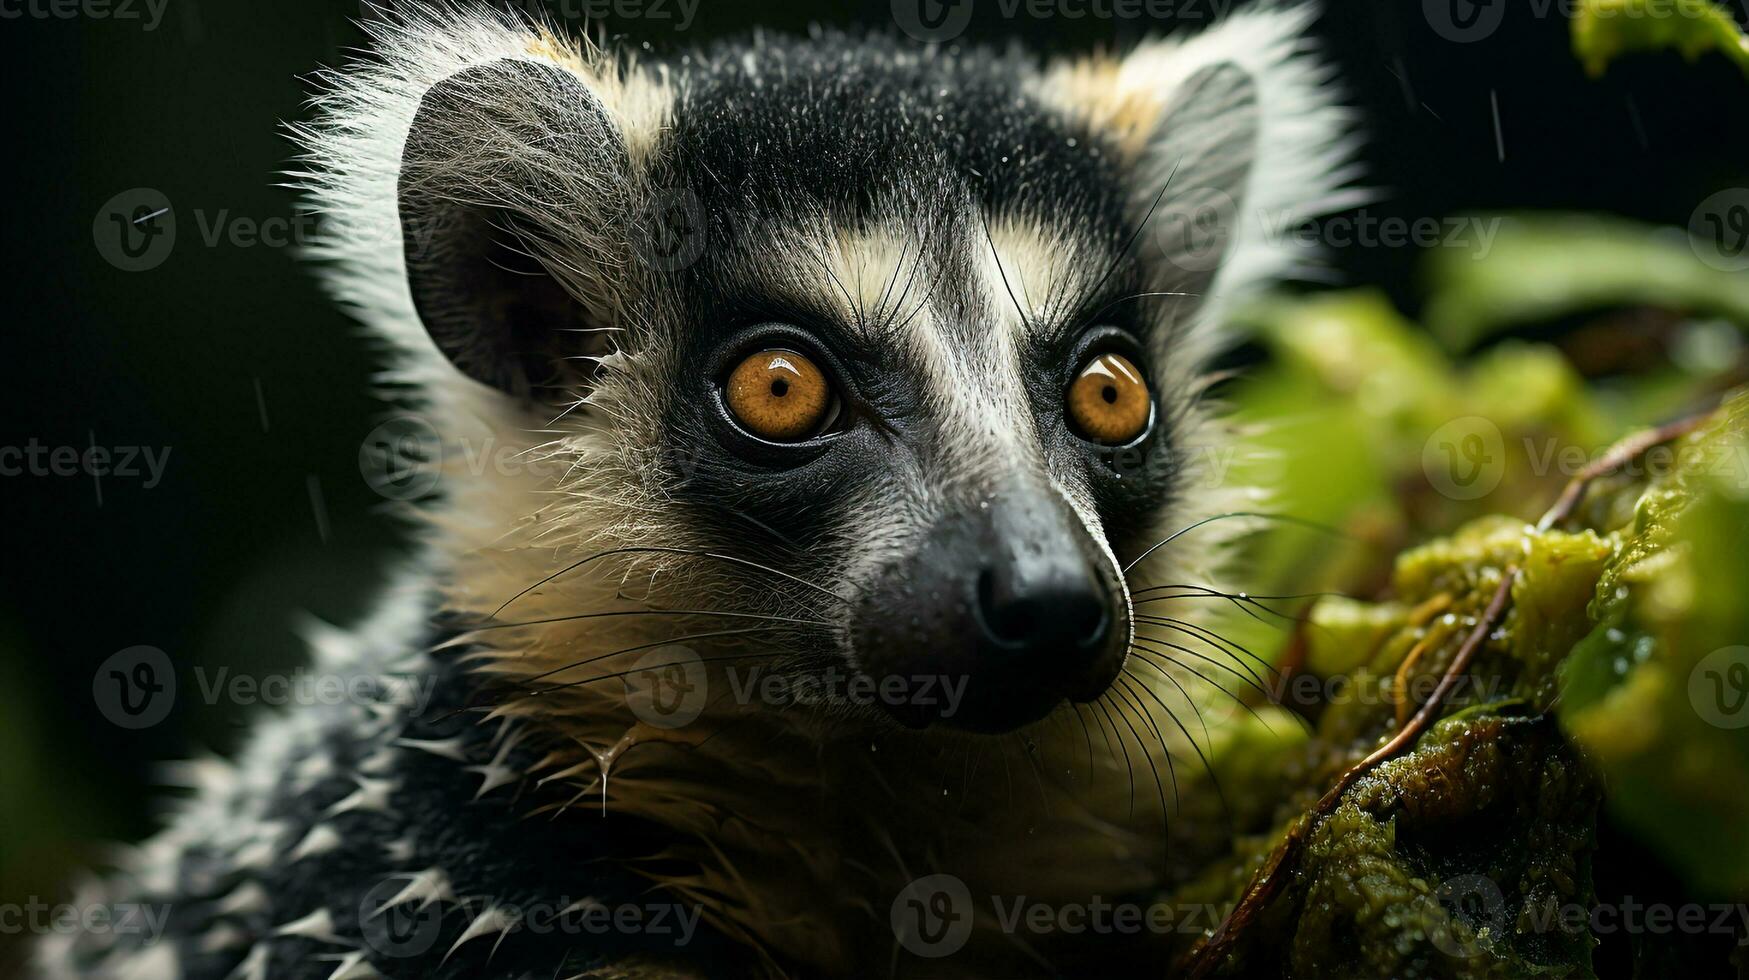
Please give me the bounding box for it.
[314,4,1352,739]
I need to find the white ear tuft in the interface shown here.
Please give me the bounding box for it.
[288,3,671,417]
[1038,2,1365,364]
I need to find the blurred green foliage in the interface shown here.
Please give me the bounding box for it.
[1217,213,1747,659]
[1424,216,1749,350]
[6,1,1747,974]
[1560,402,1749,897]
[1573,0,1749,78]
[1177,216,1749,972]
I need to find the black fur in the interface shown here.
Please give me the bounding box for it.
[52,29,1212,980]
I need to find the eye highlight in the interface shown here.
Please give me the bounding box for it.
[1067,352,1151,445]
[724,348,838,441]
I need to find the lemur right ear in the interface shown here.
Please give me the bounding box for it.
[1039,6,1358,360]
[398,58,632,401]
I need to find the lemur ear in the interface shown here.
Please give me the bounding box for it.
[1042,8,1357,348]
[398,58,632,401]
[1126,61,1259,303]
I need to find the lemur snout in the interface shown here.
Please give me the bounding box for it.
[853,487,1128,733]
[974,551,1112,668]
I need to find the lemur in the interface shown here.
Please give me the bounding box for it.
[41,2,1356,977]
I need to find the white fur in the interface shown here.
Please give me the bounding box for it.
[41,6,1358,976]
[1037,1,1363,372]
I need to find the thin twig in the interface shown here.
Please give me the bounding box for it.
[1178,406,1715,978]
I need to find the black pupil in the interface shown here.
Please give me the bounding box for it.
[1101,384,1118,404]
[771,378,789,397]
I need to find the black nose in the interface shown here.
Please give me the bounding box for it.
[976,564,1110,655]
[850,487,1128,733]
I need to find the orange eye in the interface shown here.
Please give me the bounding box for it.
[724,349,837,441]
[1067,352,1151,445]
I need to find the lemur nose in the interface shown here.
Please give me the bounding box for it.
[975,561,1111,656]
[850,485,1128,733]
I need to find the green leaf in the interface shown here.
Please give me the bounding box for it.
[1571,0,1749,79]
[1423,215,1749,352]
[1556,392,1749,895]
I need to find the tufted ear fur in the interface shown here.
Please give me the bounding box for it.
[1038,4,1361,362]
[398,57,635,402]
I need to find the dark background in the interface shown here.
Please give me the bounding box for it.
[1,0,1744,966]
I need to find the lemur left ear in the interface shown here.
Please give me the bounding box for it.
[398,57,634,402]
[1040,5,1358,353]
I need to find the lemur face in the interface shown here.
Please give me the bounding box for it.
[382,16,1349,736]
[635,41,1186,732]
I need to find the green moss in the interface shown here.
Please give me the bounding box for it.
[1557,394,1749,895]
[1171,394,1749,976]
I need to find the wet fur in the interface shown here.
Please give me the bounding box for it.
[39,3,1356,977]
